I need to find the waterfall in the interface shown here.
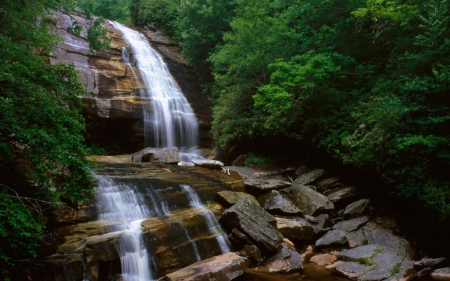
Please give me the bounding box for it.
[181,185,232,253]
[94,175,158,281]
[110,21,204,165]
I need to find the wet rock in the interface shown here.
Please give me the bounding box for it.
[240,244,262,265]
[315,177,342,192]
[257,189,302,214]
[244,179,292,192]
[300,245,315,263]
[131,147,180,164]
[414,257,447,269]
[159,252,250,281]
[276,217,315,242]
[290,184,334,216]
[226,165,285,181]
[192,159,224,169]
[250,243,303,273]
[343,199,370,219]
[217,191,260,206]
[310,253,338,267]
[326,186,360,208]
[333,216,369,232]
[293,169,324,185]
[315,230,348,248]
[229,228,254,248]
[431,267,450,280]
[220,198,283,255]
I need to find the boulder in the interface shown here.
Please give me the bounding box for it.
[371,228,416,259]
[315,177,342,192]
[431,267,450,280]
[192,159,224,169]
[228,228,254,249]
[290,184,334,216]
[275,217,315,242]
[220,198,283,255]
[310,253,338,267]
[333,261,373,279]
[326,186,360,208]
[333,216,369,232]
[337,244,416,281]
[244,179,292,192]
[293,169,324,185]
[315,230,348,248]
[414,257,447,269]
[131,147,180,164]
[311,214,333,235]
[343,199,370,219]
[347,230,368,248]
[240,244,262,265]
[159,252,250,281]
[250,243,303,273]
[217,191,260,206]
[257,190,302,214]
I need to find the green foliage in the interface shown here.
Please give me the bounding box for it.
[391,262,402,276]
[130,0,180,33]
[87,17,111,52]
[244,153,275,166]
[76,0,132,23]
[0,0,95,277]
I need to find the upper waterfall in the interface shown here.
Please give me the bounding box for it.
[110,21,203,164]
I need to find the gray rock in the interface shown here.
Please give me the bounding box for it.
[311,214,333,234]
[304,214,319,224]
[131,147,180,164]
[418,267,433,277]
[276,217,315,242]
[431,267,450,280]
[192,159,224,169]
[338,244,416,281]
[257,189,302,214]
[347,230,368,248]
[245,179,292,192]
[250,243,303,273]
[343,199,370,219]
[220,198,283,254]
[371,228,416,259]
[315,177,342,192]
[333,216,369,232]
[414,257,447,269]
[315,230,348,248]
[293,169,324,185]
[159,252,250,281]
[326,186,360,207]
[334,261,373,279]
[290,184,334,216]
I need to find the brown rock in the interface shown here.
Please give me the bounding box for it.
[310,253,338,267]
[159,252,250,281]
[250,243,303,273]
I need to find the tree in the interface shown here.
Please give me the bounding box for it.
[0,0,95,277]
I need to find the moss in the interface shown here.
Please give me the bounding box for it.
[391,262,401,276]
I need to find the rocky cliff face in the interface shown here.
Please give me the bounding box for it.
[50,13,213,153]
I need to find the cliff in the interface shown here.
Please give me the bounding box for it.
[50,12,213,153]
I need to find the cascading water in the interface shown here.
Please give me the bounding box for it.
[180,185,232,253]
[110,21,204,165]
[94,175,164,281]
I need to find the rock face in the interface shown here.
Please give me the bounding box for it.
[50,13,213,152]
[159,252,250,281]
[290,184,335,215]
[220,198,283,255]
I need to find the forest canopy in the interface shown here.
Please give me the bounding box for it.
[129,0,450,220]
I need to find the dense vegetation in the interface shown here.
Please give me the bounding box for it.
[128,0,450,223]
[0,0,110,278]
